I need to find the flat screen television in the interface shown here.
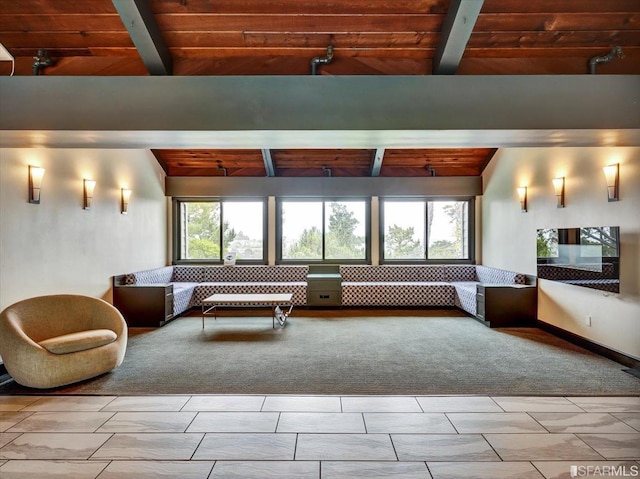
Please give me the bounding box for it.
[536,226,620,293]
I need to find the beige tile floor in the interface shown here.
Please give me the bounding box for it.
[0,394,638,478]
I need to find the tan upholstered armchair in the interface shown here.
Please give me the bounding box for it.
[0,294,127,389]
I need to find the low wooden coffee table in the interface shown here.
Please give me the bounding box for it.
[201,293,293,329]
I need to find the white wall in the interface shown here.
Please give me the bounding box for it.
[0,148,168,310]
[482,147,640,359]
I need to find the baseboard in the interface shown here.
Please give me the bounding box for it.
[537,320,640,370]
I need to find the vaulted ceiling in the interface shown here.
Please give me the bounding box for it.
[1,0,638,178]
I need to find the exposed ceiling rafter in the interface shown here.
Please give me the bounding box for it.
[432,0,484,75]
[112,0,172,75]
[370,148,385,176]
[261,149,276,177]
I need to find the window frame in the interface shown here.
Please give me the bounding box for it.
[379,196,475,264]
[276,197,371,264]
[172,197,267,265]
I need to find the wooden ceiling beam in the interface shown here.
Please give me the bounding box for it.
[433,0,484,74]
[261,149,276,177]
[370,148,385,177]
[112,0,173,75]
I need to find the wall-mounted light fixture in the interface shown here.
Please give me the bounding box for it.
[552,177,565,208]
[83,179,96,210]
[28,165,45,204]
[121,188,131,214]
[517,186,527,212]
[603,163,619,202]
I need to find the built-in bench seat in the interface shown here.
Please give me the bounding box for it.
[340,264,526,316]
[121,265,308,318]
[115,263,528,325]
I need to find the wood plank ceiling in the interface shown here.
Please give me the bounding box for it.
[1,0,638,178]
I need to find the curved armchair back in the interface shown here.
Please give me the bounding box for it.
[2,294,126,344]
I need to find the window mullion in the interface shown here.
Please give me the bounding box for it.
[424,200,429,260]
[321,201,326,261]
[219,201,224,261]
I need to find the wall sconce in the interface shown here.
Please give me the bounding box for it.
[121,188,131,214]
[28,165,45,204]
[603,164,619,202]
[83,179,96,210]
[517,186,527,212]
[552,177,565,208]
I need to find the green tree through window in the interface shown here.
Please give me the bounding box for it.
[383,199,471,261]
[281,200,367,261]
[179,201,262,261]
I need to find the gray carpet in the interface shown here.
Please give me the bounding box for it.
[3,309,639,396]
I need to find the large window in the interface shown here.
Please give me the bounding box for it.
[382,199,473,262]
[278,199,368,262]
[174,200,265,263]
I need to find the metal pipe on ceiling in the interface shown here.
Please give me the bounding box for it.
[311,46,334,75]
[589,46,624,74]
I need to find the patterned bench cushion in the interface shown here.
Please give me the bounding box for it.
[342,282,455,306]
[444,265,477,282]
[340,265,445,282]
[173,266,205,282]
[476,265,525,285]
[171,282,200,316]
[193,282,307,306]
[451,282,479,316]
[127,266,174,285]
[203,266,308,283]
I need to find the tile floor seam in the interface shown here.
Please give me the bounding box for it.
[525,411,552,434]
[99,396,119,411]
[488,396,506,412]
[573,433,612,460]
[388,433,400,462]
[480,432,506,462]
[3,411,33,431]
[183,409,200,433]
[529,461,547,479]
[93,411,117,433]
[83,432,115,462]
[612,412,640,433]
[443,413,461,434]
[423,460,433,479]
[274,411,283,433]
